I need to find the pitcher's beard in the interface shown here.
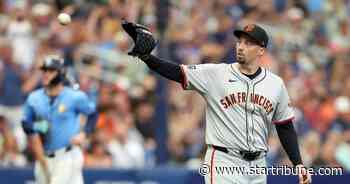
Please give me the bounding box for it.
[236,56,246,64]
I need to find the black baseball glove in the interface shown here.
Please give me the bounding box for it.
[121,20,157,58]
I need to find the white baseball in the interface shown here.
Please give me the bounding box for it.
[57,13,71,25]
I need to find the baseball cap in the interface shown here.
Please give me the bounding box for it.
[233,24,269,48]
[40,55,64,70]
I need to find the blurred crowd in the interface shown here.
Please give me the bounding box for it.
[0,0,350,172]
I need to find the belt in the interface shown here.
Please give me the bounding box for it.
[212,145,262,161]
[239,150,262,161]
[46,145,72,158]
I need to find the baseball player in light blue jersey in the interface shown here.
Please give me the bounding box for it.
[21,55,98,184]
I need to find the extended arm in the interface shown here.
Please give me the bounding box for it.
[122,20,186,83]
[141,55,183,83]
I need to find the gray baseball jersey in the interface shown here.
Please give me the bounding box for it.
[181,63,294,152]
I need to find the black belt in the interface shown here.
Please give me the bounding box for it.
[212,145,262,161]
[46,145,72,158]
[212,145,229,154]
[239,150,262,161]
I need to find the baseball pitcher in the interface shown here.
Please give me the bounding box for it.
[122,21,312,184]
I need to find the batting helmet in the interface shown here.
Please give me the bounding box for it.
[40,55,66,86]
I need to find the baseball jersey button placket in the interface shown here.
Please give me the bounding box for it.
[246,82,253,152]
[245,82,252,152]
[248,82,256,152]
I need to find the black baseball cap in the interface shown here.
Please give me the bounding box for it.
[233,24,269,48]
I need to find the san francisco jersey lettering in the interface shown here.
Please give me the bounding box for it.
[220,92,274,114]
[181,63,294,152]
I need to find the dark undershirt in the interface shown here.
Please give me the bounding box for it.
[49,96,57,105]
[242,67,262,80]
[275,121,303,166]
[142,55,182,83]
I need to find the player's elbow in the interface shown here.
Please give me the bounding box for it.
[21,120,36,135]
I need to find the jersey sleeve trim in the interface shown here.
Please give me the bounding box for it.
[273,117,295,125]
[180,64,188,90]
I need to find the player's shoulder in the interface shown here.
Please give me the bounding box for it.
[27,88,45,102]
[186,62,227,71]
[63,87,87,98]
[263,68,284,85]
